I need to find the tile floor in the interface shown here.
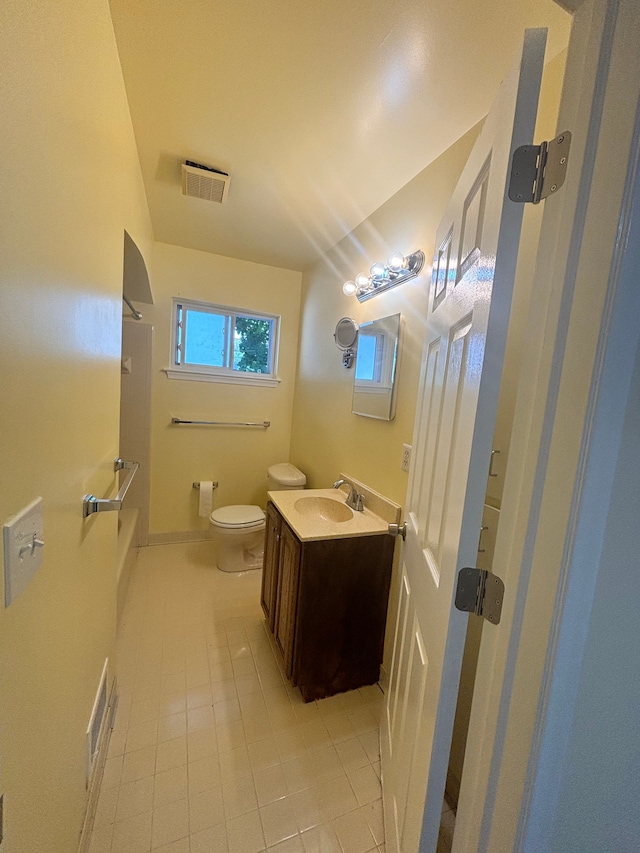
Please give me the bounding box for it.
[88,541,387,853]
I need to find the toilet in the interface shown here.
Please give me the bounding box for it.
[210,463,306,572]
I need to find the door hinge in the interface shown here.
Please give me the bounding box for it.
[508,131,571,204]
[455,567,505,625]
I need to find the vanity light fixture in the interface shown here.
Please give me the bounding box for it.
[343,249,425,302]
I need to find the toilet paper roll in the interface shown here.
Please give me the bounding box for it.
[198,481,213,518]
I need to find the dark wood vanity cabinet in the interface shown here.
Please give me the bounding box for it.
[261,502,282,632]
[260,501,395,701]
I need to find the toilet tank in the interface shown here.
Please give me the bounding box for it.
[267,463,306,491]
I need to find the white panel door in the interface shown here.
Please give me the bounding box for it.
[381,30,547,853]
[452,2,640,851]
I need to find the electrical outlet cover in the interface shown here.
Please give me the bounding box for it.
[401,444,412,473]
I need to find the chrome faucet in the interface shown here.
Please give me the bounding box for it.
[332,478,365,512]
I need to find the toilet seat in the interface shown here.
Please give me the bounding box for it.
[210,505,265,529]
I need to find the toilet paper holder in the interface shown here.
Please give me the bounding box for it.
[193,481,219,490]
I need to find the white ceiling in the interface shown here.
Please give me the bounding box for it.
[109,0,571,272]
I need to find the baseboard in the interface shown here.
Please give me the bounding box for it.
[117,510,139,625]
[77,680,118,853]
[379,663,389,694]
[445,766,461,810]
[117,545,138,625]
[147,530,211,545]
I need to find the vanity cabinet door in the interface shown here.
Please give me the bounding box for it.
[274,521,301,679]
[294,533,395,701]
[261,502,282,631]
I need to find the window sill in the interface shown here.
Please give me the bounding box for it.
[163,368,280,387]
[353,384,393,394]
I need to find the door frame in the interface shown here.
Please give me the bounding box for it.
[453,0,640,850]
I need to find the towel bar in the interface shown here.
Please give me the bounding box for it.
[171,418,270,428]
[83,458,140,517]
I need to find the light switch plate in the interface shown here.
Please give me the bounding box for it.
[3,497,44,607]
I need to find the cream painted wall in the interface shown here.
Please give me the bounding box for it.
[0,1,153,850]
[290,128,482,505]
[147,243,302,535]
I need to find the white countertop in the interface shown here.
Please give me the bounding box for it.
[267,487,396,542]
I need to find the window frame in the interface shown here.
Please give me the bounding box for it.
[166,297,281,386]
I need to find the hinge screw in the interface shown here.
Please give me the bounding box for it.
[557,135,565,143]
[560,157,566,165]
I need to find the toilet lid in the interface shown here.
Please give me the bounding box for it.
[210,505,265,529]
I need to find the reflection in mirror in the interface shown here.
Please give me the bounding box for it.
[352,313,401,420]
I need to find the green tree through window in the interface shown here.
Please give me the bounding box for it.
[234,317,270,373]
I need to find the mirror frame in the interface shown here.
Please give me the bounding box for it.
[334,317,359,349]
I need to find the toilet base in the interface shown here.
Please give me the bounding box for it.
[211,524,265,573]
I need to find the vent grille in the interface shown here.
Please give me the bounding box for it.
[182,161,230,204]
[86,659,109,785]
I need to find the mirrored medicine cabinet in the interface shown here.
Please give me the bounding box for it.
[352,313,401,421]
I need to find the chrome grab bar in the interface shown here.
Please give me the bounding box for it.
[171,418,270,428]
[83,458,140,517]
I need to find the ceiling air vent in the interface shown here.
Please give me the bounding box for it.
[182,160,230,204]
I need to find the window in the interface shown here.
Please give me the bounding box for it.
[167,298,280,386]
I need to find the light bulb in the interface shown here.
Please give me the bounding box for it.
[355,273,370,288]
[370,261,387,278]
[387,252,406,272]
[342,280,357,296]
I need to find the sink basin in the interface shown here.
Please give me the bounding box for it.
[294,496,353,523]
